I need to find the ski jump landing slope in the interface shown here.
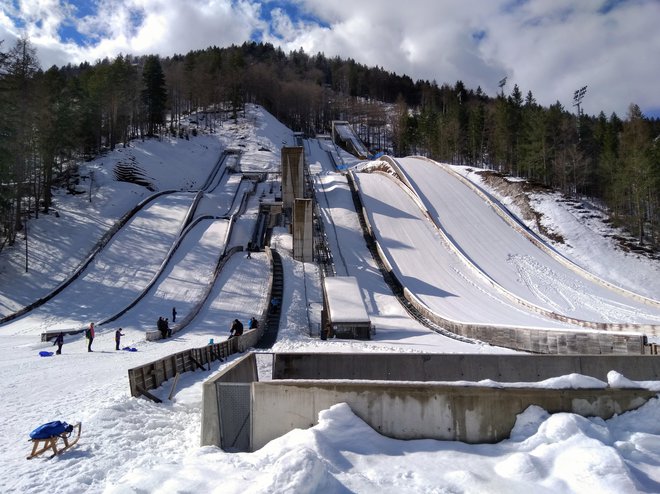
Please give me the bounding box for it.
[108,217,230,332]
[1,192,195,335]
[0,151,247,337]
[352,171,577,330]
[353,159,660,336]
[392,156,660,330]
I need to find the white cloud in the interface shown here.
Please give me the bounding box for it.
[476,0,660,116]
[71,0,264,60]
[270,0,660,116]
[264,0,509,91]
[1,0,658,116]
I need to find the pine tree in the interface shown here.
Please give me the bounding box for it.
[141,55,167,136]
[618,104,655,243]
[508,84,524,176]
[0,41,12,248]
[391,94,409,156]
[4,37,40,242]
[109,55,138,148]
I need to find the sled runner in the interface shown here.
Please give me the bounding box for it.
[27,421,81,460]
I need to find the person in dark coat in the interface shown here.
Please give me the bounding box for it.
[53,332,64,355]
[172,307,177,323]
[115,328,125,351]
[248,317,258,329]
[229,319,244,339]
[86,323,95,352]
[157,317,167,339]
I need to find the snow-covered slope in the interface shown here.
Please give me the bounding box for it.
[0,105,659,493]
[389,156,660,326]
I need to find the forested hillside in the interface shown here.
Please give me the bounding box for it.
[1,38,658,251]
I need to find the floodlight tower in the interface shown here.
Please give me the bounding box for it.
[498,77,507,97]
[573,85,587,138]
[573,85,587,117]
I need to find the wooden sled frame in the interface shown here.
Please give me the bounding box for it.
[27,422,81,460]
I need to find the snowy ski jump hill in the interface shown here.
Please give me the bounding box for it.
[0,151,247,337]
[350,156,660,339]
[1,104,660,493]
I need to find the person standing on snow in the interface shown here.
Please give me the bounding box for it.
[53,332,64,355]
[86,323,95,352]
[115,328,125,351]
[172,307,177,323]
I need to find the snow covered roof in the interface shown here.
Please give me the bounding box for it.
[324,276,370,324]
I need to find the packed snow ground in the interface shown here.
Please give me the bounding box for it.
[1,105,659,493]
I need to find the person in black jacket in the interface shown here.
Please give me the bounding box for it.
[53,332,64,355]
[157,317,167,339]
[228,319,243,339]
[115,328,125,350]
[86,323,95,352]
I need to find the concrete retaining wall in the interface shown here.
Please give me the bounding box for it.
[200,352,660,452]
[250,381,656,450]
[272,353,660,382]
[201,352,258,448]
[403,287,646,355]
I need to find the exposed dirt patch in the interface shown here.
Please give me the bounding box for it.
[474,170,565,244]
[472,169,659,259]
[114,157,155,191]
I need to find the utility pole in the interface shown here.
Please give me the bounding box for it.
[89,170,95,203]
[24,213,28,273]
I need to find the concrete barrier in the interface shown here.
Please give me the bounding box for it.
[201,352,258,449]
[402,287,646,355]
[272,353,660,382]
[201,352,660,452]
[250,381,656,450]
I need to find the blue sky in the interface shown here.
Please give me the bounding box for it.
[1,0,659,118]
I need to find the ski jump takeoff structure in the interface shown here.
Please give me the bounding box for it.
[331,121,369,160]
[281,146,314,263]
[201,352,660,452]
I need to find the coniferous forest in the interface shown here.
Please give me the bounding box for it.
[1,38,658,251]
